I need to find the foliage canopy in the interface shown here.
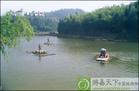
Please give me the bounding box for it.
[58,2,138,41]
[1,11,34,53]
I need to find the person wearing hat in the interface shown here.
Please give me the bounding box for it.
[99,48,107,58]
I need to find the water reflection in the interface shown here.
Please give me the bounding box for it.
[33,53,56,62]
[38,54,42,62]
[1,36,138,90]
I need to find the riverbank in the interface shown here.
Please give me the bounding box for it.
[35,32,137,42]
[57,34,138,42]
[35,32,58,36]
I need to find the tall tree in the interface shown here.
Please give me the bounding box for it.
[1,11,34,53]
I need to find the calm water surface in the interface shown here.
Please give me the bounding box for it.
[1,36,138,90]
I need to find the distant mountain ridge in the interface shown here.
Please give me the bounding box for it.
[25,9,85,32]
[45,9,85,19]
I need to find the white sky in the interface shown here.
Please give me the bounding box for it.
[1,1,136,15]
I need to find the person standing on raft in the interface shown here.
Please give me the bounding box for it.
[38,44,42,53]
[47,38,50,46]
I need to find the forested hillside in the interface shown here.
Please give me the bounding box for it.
[58,2,138,41]
[25,9,84,32]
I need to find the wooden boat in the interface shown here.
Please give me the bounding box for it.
[44,38,52,46]
[96,54,110,63]
[43,42,52,45]
[32,50,48,56]
[31,50,56,56]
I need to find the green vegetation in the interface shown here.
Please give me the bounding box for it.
[1,2,138,54]
[1,11,34,53]
[25,9,84,32]
[58,2,138,41]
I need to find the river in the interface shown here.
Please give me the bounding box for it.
[1,36,138,90]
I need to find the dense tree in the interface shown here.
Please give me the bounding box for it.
[58,2,138,41]
[26,15,59,32]
[25,9,84,32]
[1,11,34,53]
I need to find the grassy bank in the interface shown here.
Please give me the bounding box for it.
[35,32,58,36]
